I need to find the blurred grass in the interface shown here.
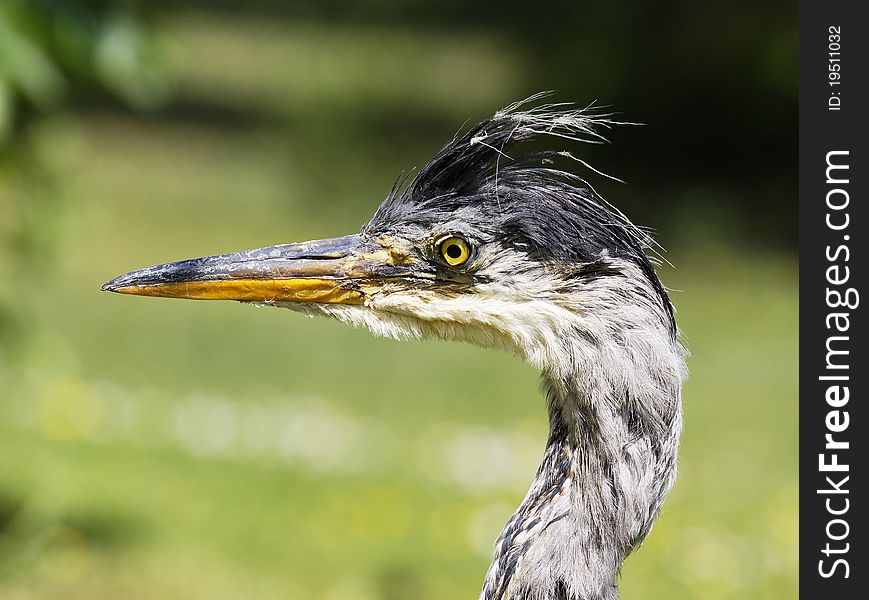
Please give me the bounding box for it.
[1,10,796,600]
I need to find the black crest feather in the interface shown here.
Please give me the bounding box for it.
[365,95,675,333]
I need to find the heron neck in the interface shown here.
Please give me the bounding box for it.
[480,334,683,600]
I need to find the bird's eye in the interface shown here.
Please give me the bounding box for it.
[438,236,472,266]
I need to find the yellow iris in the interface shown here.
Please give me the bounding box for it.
[439,236,471,266]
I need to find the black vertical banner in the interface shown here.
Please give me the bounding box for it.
[800,2,867,598]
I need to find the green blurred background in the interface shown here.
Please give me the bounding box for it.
[1,1,796,598]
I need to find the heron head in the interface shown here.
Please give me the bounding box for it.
[103,99,675,368]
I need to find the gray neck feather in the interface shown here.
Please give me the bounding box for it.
[479,273,685,600]
[294,256,686,600]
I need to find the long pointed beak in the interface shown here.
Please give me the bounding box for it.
[101,234,407,304]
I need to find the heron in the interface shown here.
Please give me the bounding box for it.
[102,97,687,600]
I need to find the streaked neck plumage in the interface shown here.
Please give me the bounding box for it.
[480,262,686,600]
[298,254,686,600]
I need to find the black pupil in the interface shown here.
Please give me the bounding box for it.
[446,243,463,259]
